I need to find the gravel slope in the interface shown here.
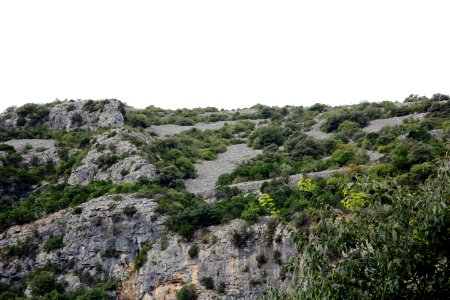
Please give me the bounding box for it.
[362,113,427,133]
[148,120,265,137]
[304,116,332,140]
[185,144,262,197]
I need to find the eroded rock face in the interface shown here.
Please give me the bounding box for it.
[124,219,296,300]
[2,139,60,165]
[0,194,161,285]
[94,155,157,184]
[68,128,156,185]
[47,99,124,131]
[0,194,296,300]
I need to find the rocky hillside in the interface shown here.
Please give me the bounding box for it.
[0,95,449,299]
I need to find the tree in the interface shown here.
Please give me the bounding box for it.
[269,163,450,299]
[248,125,286,149]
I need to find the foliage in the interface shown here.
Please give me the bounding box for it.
[29,271,65,296]
[122,205,137,217]
[276,164,450,299]
[216,282,226,293]
[43,235,64,252]
[165,202,221,241]
[248,125,288,149]
[297,178,317,193]
[230,226,253,248]
[134,245,150,270]
[82,99,109,113]
[340,184,366,210]
[258,193,280,218]
[188,245,199,259]
[200,277,214,289]
[176,284,198,300]
[5,237,38,258]
[256,253,267,267]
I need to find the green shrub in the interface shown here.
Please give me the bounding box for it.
[241,204,261,225]
[216,282,226,293]
[217,173,232,186]
[322,111,369,133]
[96,154,119,170]
[369,163,395,177]
[176,284,197,300]
[273,250,282,265]
[188,244,199,259]
[157,165,183,187]
[83,99,109,113]
[6,238,37,258]
[122,205,137,217]
[72,206,83,214]
[199,149,217,160]
[248,125,286,149]
[43,235,64,252]
[230,227,252,248]
[337,120,362,139]
[200,277,214,290]
[29,271,65,296]
[0,144,15,152]
[285,165,450,299]
[134,245,150,270]
[409,163,436,182]
[255,253,267,267]
[177,224,195,241]
[175,157,196,179]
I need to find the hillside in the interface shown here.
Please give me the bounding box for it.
[0,95,449,299]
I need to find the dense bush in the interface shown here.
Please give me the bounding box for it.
[272,164,450,299]
[322,111,369,133]
[43,235,64,252]
[284,133,332,159]
[29,271,65,296]
[200,277,214,289]
[248,125,287,149]
[166,204,221,241]
[255,253,267,267]
[176,284,197,300]
[188,245,199,259]
[230,226,253,248]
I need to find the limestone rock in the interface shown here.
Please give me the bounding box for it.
[3,139,60,165]
[68,128,156,185]
[47,99,124,131]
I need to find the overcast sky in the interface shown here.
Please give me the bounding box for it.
[0,1,449,112]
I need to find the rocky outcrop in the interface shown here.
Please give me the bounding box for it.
[362,113,427,133]
[68,128,156,185]
[0,194,296,300]
[94,156,157,184]
[148,120,266,137]
[47,99,124,131]
[0,194,161,285]
[125,219,296,300]
[3,139,60,165]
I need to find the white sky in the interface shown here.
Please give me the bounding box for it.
[0,1,449,112]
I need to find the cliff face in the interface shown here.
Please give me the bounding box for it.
[0,99,124,131]
[47,100,125,131]
[68,128,156,185]
[0,100,298,299]
[0,194,296,299]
